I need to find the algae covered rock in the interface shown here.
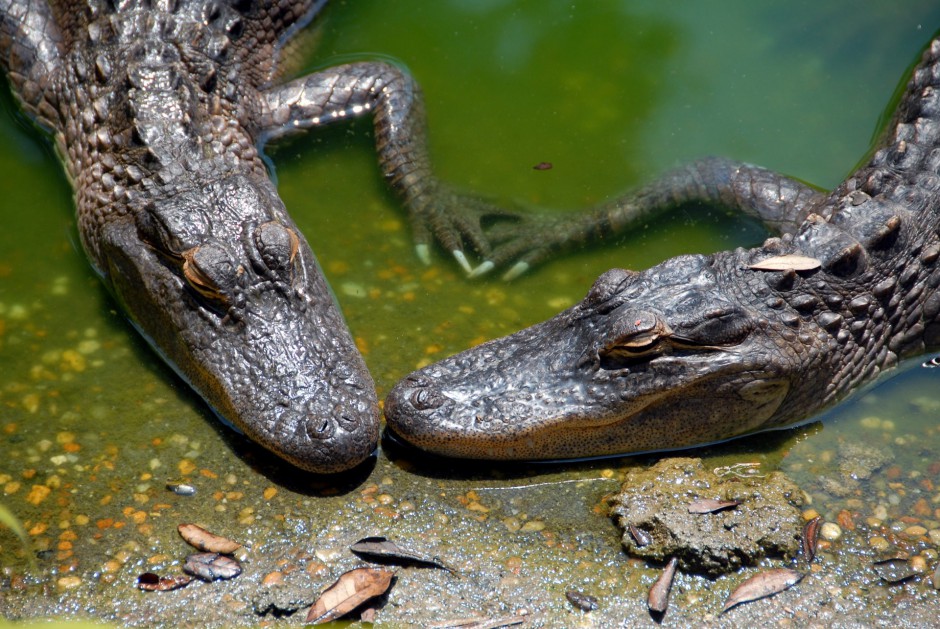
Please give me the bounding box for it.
[609,457,804,575]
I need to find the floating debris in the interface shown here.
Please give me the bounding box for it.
[306,567,394,624]
[349,536,455,573]
[802,516,822,564]
[183,552,242,581]
[872,558,918,583]
[713,462,764,479]
[748,254,821,272]
[136,572,193,592]
[166,481,196,496]
[532,161,553,170]
[721,568,803,613]
[628,525,652,547]
[178,523,242,554]
[922,356,940,368]
[648,557,679,615]
[688,498,740,514]
[565,588,598,611]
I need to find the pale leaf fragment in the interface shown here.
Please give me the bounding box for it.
[648,557,679,614]
[178,523,242,554]
[721,568,803,613]
[688,498,739,514]
[306,567,394,624]
[748,255,821,272]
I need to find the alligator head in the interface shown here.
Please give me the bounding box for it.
[99,174,379,473]
[385,253,802,460]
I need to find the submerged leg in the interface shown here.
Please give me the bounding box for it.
[258,61,515,274]
[484,156,827,279]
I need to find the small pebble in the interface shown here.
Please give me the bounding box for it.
[904,525,928,538]
[911,556,928,573]
[57,576,82,590]
[820,522,842,541]
[869,536,890,552]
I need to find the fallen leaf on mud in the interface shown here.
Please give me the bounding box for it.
[873,558,918,583]
[136,572,193,591]
[178,523,242,554]
[688,498,740,514]
[628,525,652,547]
[721,568,803,613]
[565,588,598,611]
[532,161,553,170]
[350,536,455,573]
[802,516,822,564]
[748,255,821,272]
[648,557,679,614]
[306,567,394,624]
[183,552,242,581]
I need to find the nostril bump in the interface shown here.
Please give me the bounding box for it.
[305,415,335,440]
[410,388,444,411]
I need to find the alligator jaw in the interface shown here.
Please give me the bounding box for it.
[385,261,794,461]
[99,191,379,474]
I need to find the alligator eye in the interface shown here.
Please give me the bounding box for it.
[181,243,242,306]
[136,202,209,258]
[584,268,638,312]
[253,222,299,274]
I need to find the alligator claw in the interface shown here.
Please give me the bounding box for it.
[502,261,530,281]
[452,249,473,274]
[468,260,495,278]
[415,243,431,266]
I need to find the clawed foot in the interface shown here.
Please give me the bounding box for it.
[407,183,573,280]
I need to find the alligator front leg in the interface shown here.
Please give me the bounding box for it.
[483,156,828,279]
[258,61,516,274]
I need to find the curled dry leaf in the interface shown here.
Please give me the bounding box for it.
[688,498,740,514]
[872,558,919,583]
[183,552,242,581]
[628,525,652,547]
[802,516,822,564]
[306,567,394,624]
[722,568,803,613]
[136,572,194,592]
[166,482,196,496]
[178,523,242,554]
[748,254,822,272]
[565,588,598,611]
[532,161,553,170]
[349,536,455,573]
[648,557,679,614]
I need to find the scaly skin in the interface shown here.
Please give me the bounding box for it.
[0,0,513,472]
[385,35,940,461]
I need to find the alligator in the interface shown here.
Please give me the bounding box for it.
[0,0,516,473]
[384,34,940,461]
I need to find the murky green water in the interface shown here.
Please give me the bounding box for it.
[3,1,940,626]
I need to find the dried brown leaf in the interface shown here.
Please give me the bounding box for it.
[136,572,194,591]
[721,568,803,613]
[648,557,678,614]
[350,536,455,573]
[873,558,918,583]
[748,254,821,272]
[565,588,598,611]
[177,523,241,554]
[628,525,652,547]
[182,552,242,581]
[688,498,739,514]
[306,567,394,624]
[802,516,822,564]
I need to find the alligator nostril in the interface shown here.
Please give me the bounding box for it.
[410,388,444,411]
[305,415,335,440]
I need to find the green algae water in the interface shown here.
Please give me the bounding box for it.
[3,1,940,626]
